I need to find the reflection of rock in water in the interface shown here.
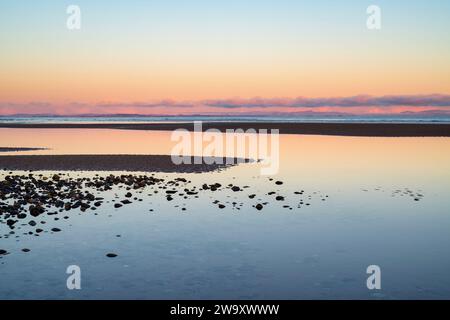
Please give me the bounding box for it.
[0,172,331,257]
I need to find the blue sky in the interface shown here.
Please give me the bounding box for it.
[1,0,449,115]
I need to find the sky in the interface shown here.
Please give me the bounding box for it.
[1,0,450,116]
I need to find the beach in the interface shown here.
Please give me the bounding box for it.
[3,0,450,306]
[1,121,450,136]
[0,155,240,172]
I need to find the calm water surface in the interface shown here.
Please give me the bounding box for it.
[1,128,450,299]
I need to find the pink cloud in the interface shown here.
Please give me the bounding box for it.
[1,95,450,116]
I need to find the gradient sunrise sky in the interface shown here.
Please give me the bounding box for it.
[1,0,450,115]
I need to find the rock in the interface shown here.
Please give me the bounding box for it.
[121,200,132,205]
[255,204,264,211]
[231,186,241,192]
[51,228,61,232]
[125,192,132,198]
[29,205,44,217]
[275,181,283,185]
[0,249,7,255]
[218,204,226,209]
[22,248,31,252]
[275,196,285,201]
[80,203,90,210]
[114,203,122,208]
[106,253,118,258]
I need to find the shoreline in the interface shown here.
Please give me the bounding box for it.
[1,122,450,136]
[0,155,243,173]
[0,147,47,152]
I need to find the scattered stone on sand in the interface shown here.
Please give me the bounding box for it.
[0,171,338,249]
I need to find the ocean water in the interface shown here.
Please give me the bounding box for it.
[1,115,450,124]
[1,129,450,299]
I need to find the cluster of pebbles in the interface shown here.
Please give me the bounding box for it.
[0,171,329,258]
[1,171,428,259]
[362,187,425,202]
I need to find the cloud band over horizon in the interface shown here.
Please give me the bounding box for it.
[1,95,450,116]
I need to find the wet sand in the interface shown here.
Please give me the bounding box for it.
[0,147,47,152]
[0,155,243,173]
[1,122,450,136]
